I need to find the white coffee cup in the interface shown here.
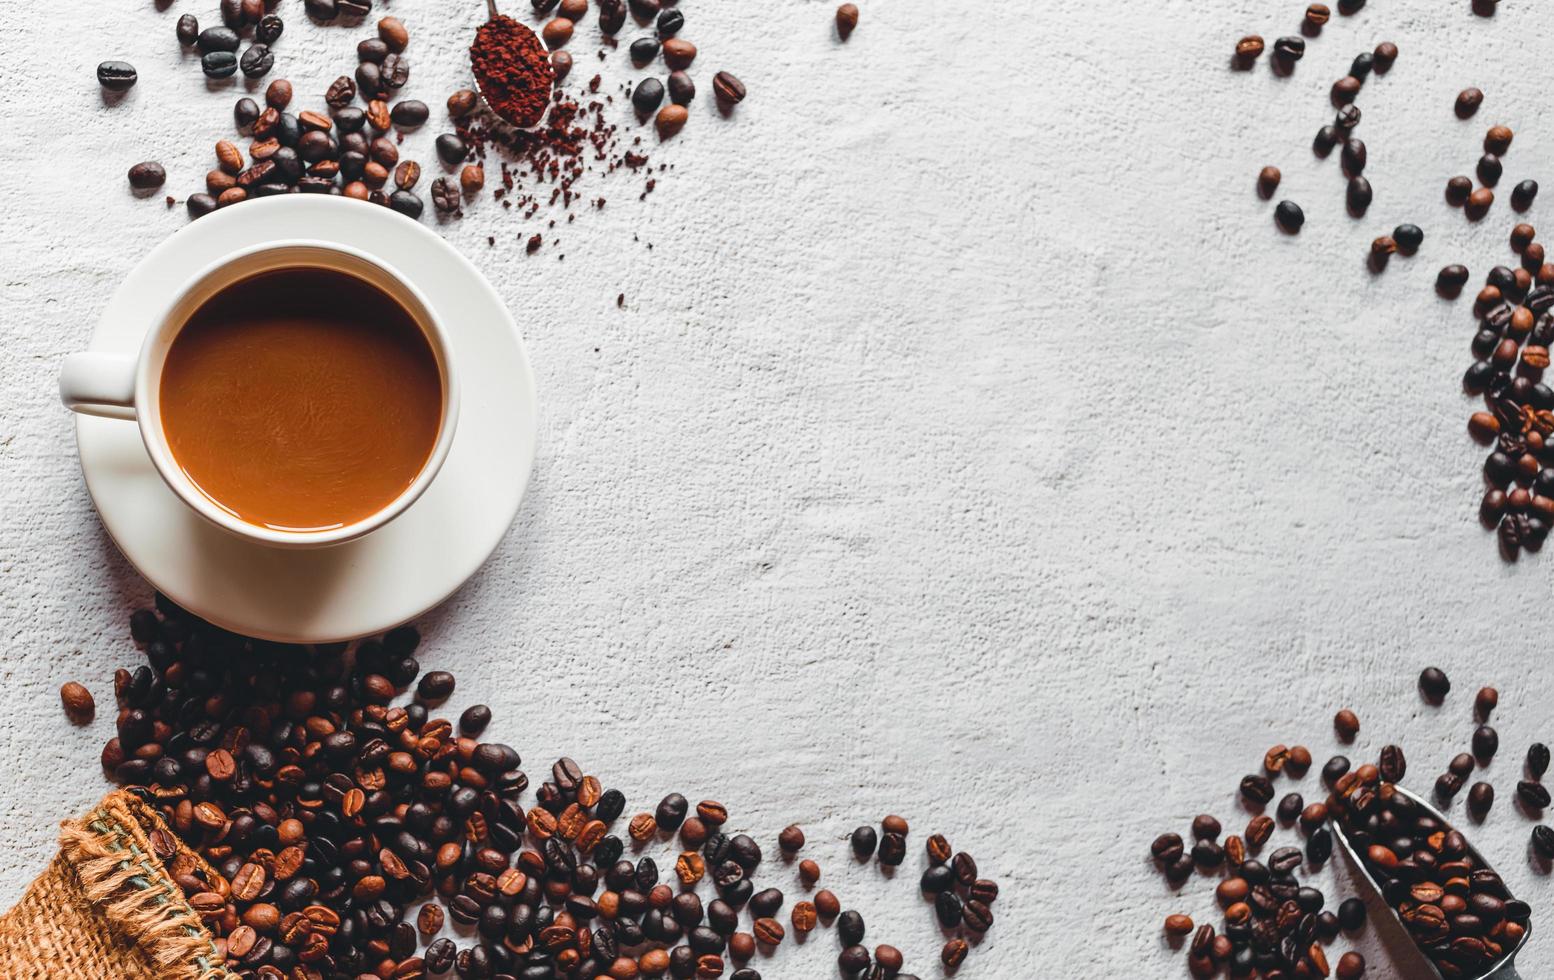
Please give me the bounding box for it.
[59,240,460,549]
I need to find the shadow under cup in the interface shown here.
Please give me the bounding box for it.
[143,243,459,548]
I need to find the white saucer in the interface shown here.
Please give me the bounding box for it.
[75,196,538,643]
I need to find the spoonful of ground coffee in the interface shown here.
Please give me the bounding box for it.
[470,0,553,129]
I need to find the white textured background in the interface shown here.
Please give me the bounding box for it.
[6,0,1554,976]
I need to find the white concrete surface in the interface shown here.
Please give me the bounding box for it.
[7,0,1554,976]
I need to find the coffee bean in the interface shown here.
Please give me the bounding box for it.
[599,0,626,33]
[434,134,468,165]
[941,939,967,969]
[379,15,409,51]
[380,53,410,89]
[633,78,665,116]
[1474,725,1500,760]
[1256,166,1280,200]
[1322,756,1351,788]
[187,193,218,218]
[1274,36,1305,61]
[1487,125,1515,154]
[1235,35,1264,62]
[1276,793,1304,824]
[256,14,284,43]
[1530,743,1551,778]
[326,75,357,108]
[1439,264,1472,296]
[712,71,746,105]
[1152,832,1184,864]
[1534,825,1554,858]
[1519,780,1551,809]
[1192,814,1221,840]
[1335,105,1361,130]
[1378,745,1405,782]
[240,44,274,79]
[1340,138,1367,177]
[234,97,260,131]
[1479,153,1504,187]
[1374,40,1398,69]
[658,8,685,36]
[202,51,239,79]
[97,61,138,92]
[1334,709,1359,740]
[1336,952,1365,980]
[777,825,804,853]
[60,682,95,723]
[391,100,429,128]
[1338,897,1365,930]
[1239,774,1275,806]
[1469,781,1495,815]
[1514,179,1541,212]
[1447,175,1474,206]
[1332,76,1361,105]
[550,49,573,82]
[128,162,167,190]
[177,14,200,45]
[1313,125,1339,158]
[1394,223,1424,254]
[1274,200,1304,234]
[1346,176,1372,215]
[850,825,878,858]
[1457,87,1484,118]
[1420,666,1451,701]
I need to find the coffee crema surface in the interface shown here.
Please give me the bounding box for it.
[159,267,443,532]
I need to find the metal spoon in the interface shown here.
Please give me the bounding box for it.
[469,0,549,129]
[1330,783,1530,980]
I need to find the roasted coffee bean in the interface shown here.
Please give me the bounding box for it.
[128,162,167,189]
[850,826,878,859]
[668,70,696,106]
[1394,224,1424,254]
[177,14,200,45]
[1457,87,1485,118]
[381,52,410,89]
[60,682,95,723]
[1276,793,1304,824]
[1474,725,1500,760]
[1313,124,1339,157]
[97,61,138,91]
[430,176,460,213]
[1322,756,1350,787]
[1447,175,1474,206]
[187,193,218,219]
[234,97,261,131]
[1514,179,1541,212]
[1487,125,1515,154]
[1334,709,1360,740]
[712,71,746,105]
[1332,76,1360,105]
[1519,780,1551,809]
[326,75,357,108]
[1480,153,1504,187]
[240,44,274,79]
[256,14,284,43]
[1378,745,1405,782]
[1274,36,1305,61]
[1533,825,1554,859]
[1530,743,1551,778]
[1469,781,1495,816]
[1341,138,1366,176]
[434,134,468,165]
[1335,104,1361,130]
[379,15,409,50]
[1235,35,1264,62]
[549,49,573,82]
[1336,952,1365,980]
[391,100,429,128]
[1420,666,1451,700]
[1255,165,1281,200]
[1346,176,1372,215]
[633,78,665,116]
[1152,832,1184,864]
[1274,200,1304,234]
[198,27,241,53]
[1192,814,1221,840]
[202,51,239,78]
[1469,186,1496,217]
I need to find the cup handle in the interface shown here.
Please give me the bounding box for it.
[60,352,138,420]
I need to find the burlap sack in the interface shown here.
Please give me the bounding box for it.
[0,790,241,979]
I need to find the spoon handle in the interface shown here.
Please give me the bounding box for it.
[486,0,500,19]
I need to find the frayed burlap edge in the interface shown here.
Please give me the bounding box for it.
[0,789,240,980]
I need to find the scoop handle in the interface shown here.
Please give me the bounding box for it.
[486,0,499,18]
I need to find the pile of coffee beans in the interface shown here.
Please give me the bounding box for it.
[1331,760,1529,977]
[1153,664,1554,978]
[78,596,999,979]
[110,2,751,248]
[1458,222,1554,559]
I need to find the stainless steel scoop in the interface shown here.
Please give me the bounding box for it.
[470,0,548,129]
[1329,784,1530,980]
